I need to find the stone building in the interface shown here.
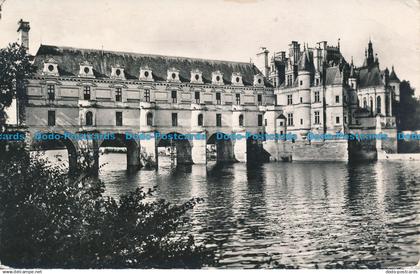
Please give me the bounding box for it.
[10,20,402,169]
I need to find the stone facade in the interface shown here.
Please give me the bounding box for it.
[11,20,403,168]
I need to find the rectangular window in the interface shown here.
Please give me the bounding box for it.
[314,111,320,124]
[47,110,55,126]
[171,90,177,103]
[116,112,123,126]
[172,113,178,127]
[144,89,150,102]
[216,114,222,127]
[336,116,340,124]
[216,92,221,104]
[287,113,294,126]
[258,114,263,126]
[257,94,262,105]
[235,93,241,105]
[316,78,319,86]
[344,116,347,124]
[47,85,55,100]
[314,91,320,103]
[335,95,340,103]
[115,88,122,102]
[300,97,303,103]
[83,86,91,100]
[287,95,292,105]
[264,119,267,126]
[300,118,303,125]
[195,91,200,104]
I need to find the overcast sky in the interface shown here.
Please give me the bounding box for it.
[1,0,419,94]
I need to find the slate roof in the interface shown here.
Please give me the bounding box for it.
[324,67,343,85]
[357,65,383,88]
[33,45,267,86]
[389,67,400,82]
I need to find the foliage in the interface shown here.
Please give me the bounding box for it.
[0,148,215,268]
[0,43,35,126]
[394,80,420,131]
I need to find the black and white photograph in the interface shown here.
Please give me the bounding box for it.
[0,0,419,272]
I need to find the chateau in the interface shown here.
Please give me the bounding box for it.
[9,20,402,171]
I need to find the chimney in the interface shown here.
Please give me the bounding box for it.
[17,19,30,50]
[256,47,270,78]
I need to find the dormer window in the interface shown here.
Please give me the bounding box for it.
[190,69,203,84]
[79,61,95,78]
[231,72,243,86]
[139,66,153,81]
[212,71,224,85]
[111,66,125,80]
[43,58,59,76]
[167,68,180,82]
[253,74,264,87]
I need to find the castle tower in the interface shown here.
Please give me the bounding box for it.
[348,57,357,90]
[17,19,30,50]
[389,66,401,102]
[366,39,374,67]
[296,47,312,138]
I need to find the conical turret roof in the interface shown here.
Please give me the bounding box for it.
[389,66,400,82]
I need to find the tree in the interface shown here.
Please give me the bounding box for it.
[0,149,216,268]
[0,42,35,127]
[394,81,420,131]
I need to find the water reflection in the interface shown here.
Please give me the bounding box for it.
[41,150,420,268]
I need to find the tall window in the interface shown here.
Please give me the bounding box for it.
[287,113,294,126]
[172,113,178,127]
[363,98,367,109]
[258,114,263,126]
[314,91,320,103]
[84,86,91,100]
[197,114,203,126]
[239,114,244,127]
[370,97,373,114]
[216,92,221,104]
[85,111,93,126]
[116,111,123,126]
[195,91,200,104]
[171,90,177,103]
[144,89,150,102]
[287,95,292,105]
[216,114,222,127]
[335,95,340,103]
[115,88,122,102]
[235,93,241,105]
[314,111,320,124]
[48,110,55,126]
[146,112,153,126]
[47,85,55,100]
[376,96,381,114]
[336,116,340,124]
[257,94,262,105]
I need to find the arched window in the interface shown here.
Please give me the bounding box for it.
[86,111,93,126]
[376,96,381,114]
[363,98,367,109]
[239,114,244,127]
[197,114,203,126]
[146,112,153,126]
[370,97,373,115]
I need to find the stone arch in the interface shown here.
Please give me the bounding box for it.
[363,97,367,109]
[30,132,78,173]
[156,132,193,165]
[99,133,141,172]
[207,132,235,163]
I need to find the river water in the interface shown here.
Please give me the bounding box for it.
[41,150,420,268]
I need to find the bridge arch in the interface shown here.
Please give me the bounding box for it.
[156,132,193,165]
[99,133,141,172]
[207,132,235,163]
[30,132,78,173]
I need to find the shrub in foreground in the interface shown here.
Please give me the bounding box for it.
[0,148,215,268]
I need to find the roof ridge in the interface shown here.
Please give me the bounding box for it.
[38,44,255,66]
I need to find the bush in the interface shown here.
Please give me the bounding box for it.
[0,148,215,268]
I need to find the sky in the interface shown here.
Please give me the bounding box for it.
[0,0,419,94]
